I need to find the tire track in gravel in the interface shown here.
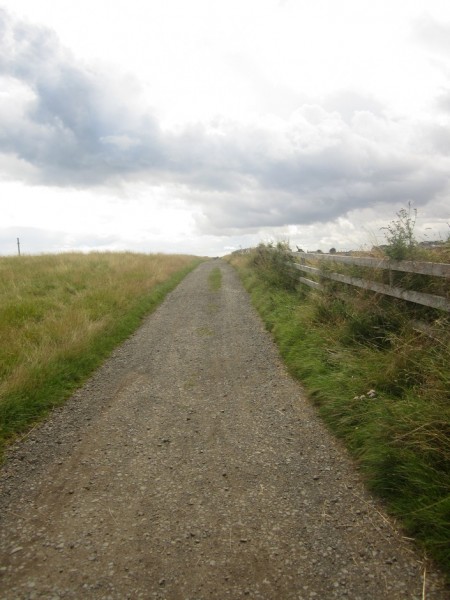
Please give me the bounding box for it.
[0,260,448,599]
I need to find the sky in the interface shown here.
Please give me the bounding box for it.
[0,0,449,256]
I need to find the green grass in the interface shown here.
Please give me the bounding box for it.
[208,266,222,291]
[0,252,202,458]
[228,249,450,578]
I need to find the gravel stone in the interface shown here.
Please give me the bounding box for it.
[0,260,448,599]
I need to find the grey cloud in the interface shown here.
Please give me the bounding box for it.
[188,124,447,233]
[0,9,448,235]
[0,9,164,185]
[193,166,445,235]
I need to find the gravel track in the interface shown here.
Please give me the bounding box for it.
[0,260,448,599]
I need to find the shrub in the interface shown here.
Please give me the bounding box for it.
[381,203,418,260]
[249,242,297,291]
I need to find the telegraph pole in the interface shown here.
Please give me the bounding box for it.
[17,237,21,256]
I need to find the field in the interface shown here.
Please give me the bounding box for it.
[228,243,450,577]
[0,252,201,458]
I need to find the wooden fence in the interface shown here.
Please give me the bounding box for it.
[289,252,450,312]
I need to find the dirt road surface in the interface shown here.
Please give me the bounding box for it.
[0,261,448,599]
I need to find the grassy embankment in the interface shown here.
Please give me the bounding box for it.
[0,252,202,459]
[228,242,450,577]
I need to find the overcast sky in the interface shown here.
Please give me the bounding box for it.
[1,0,449,256]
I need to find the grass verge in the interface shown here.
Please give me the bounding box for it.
[228,248,450,579]
[208,266,222,291]
[0,252,202,459]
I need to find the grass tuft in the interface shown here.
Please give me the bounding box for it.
[208,265,222,291]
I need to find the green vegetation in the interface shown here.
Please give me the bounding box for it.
[247,241,298,291]
[208,266,222,291]
[381,202,418,260]
[0,252,201,458]
[228,241,450,577]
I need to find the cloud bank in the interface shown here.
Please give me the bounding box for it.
[0,7,449,239]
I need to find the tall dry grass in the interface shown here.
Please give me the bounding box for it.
[0,252,201,455]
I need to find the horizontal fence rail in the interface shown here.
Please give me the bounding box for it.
[289,252,450,312]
